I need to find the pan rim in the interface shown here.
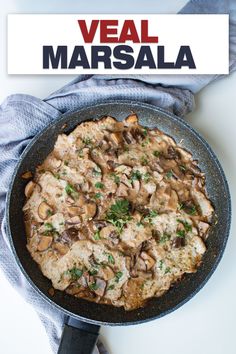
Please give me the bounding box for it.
[5,100,232,326]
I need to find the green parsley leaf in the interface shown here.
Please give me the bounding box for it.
[64,160,69,166]
[95,182,104,189]
[111,173,120,184]
[131,170,142,181]
[107,284,115,290]
[89,282,99,291]
[164,267,171,274]
[83,137,92,146]
[153,150,160,157]
[65,183,78,197]
[141,156,148,165]
[107,254,115,264]
[176,230,185,238]
[89,268,98,276]
[160,233,171,243]
[44,223,54,231]
[115,271,123,282]
[94,192,102,199]
[177,219,192,232]
[93,230,101,240]
[46,209,53,217]
[142,172,151,183]
[106,199,131,233]
[159,260,164,270]
[143,128,148,136]
[166,170,173,179]
[67,267,83,281]
[92,168,102,176]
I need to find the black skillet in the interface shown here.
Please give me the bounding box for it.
[6,101,231,354]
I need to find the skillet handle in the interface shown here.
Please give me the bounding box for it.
[57,317,100,354]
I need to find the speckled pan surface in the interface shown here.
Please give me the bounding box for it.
[6,101,231,326]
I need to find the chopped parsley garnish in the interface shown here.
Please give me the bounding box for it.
[189,205,197,215]
[176,230,186,238]
[177,219,192,232]
[107,284,115,290]
[111,173,120,184]
[178,203,184,210]
[65,183,78,198]
[64,160,69,166]
[180,165,186,172]
[89,282,99,291]
[115,271,123,282]
[160,233,171,243]
[107,253,115,264]
[95,182,104,189]
[153,150,160,157]
[94,192,102,199]
[159,260,164,270]
[142,172,151,183]
[141,156,148,165]
[143,128,148,136]
[166,170,173,179]
[44,223,54,231]
[46,209,53,217]
[141,138,150,147]
[143,210,158,224]
[164,267,171,274]
[131,170,142,181]
[83,137,92,146]
[54,173,60,179]
[106,199,132,233]
[89,268,98,275]
[66,267,83,281]
[92,168,102,176]
[93,230,101,240]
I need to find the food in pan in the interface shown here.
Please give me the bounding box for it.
[23,114,214,310]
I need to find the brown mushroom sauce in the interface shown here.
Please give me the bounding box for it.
[23,114,214,310]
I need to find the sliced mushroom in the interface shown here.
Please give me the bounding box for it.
[136,257,147,271]
[65,215,81,225]
[142,181,156,194]
[167,190,179,211]
[140,252,155,270]
[125,113,138,125]
[172,237,185,248]
[53,242,69,255]
[110,132,122,145]
[166,146,180,159]
[37,236,53,251]
[130,128,146,142]
[38,201,53,220]
[93,278,107,297]
[116,183,128,197]
[68,206,83,217]
[49,157,62,169]
[132,179,140,193]
[198,221,210,238]
[83,202,97,220]
[100,225,116,239]
[122,130,135,144]
[25,181,36,198]
[102,266,115,281]
[21,171,33,179]
[115,164,132,175]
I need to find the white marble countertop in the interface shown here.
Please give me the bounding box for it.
[1,1,236,354]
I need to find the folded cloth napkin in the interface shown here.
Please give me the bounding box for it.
[0,1,235,353]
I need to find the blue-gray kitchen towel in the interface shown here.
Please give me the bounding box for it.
[0,1,235,353]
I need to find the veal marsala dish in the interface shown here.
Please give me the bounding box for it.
[23,114,214,310]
